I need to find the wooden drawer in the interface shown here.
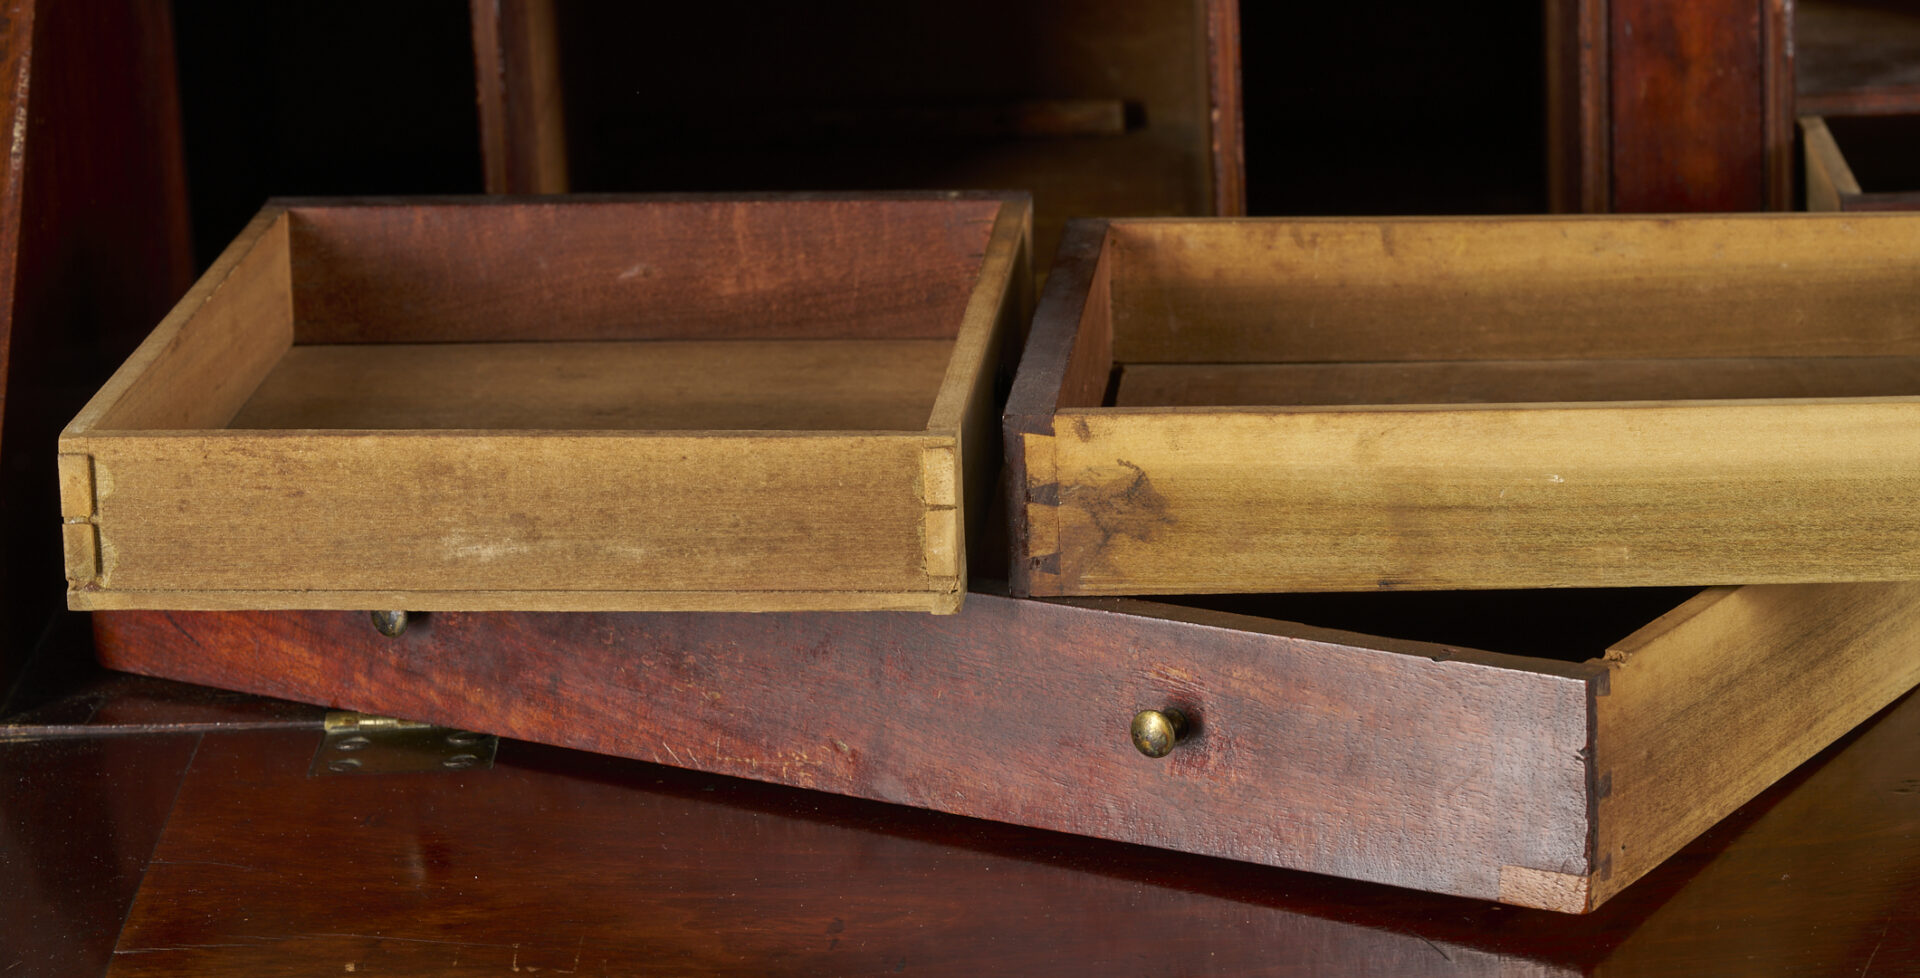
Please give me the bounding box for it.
[1802,114,1920,211]
[1006,214,1920,596]
[90,577,1920,913]
[59,194,1031,614]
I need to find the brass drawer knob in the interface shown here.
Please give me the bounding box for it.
[1130,708,1189,758]
[370,610,409,637]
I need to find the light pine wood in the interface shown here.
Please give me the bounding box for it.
[62,194,1030,613]
[1035,402,1920,594]
[1116,356,1920,407]
[227,339,954,432]
[76,209,292,431]
[1800,115,1861,212]
[1011,215,1920,595]
[1589,580,1920,909]
[64,431,944,602]
[1106,215,1920,364]
[924,202,1032,593]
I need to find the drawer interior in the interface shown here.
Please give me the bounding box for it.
[227,338,954,431]
[1149,587,1704,663]
[1111,357,1920,407]
[1822,115,1920,194]
[1072,217,1920,410]
[95,198,1002,433]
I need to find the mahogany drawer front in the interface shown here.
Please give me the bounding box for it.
[1802,115,1920,212]
[58,194,1032,614]
[92,580,1920,913]
[1005,214,1920,596]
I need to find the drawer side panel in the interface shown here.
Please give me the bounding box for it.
[1041,403,1920,594]
[70,432,935,604]
[1592,581,1920,909]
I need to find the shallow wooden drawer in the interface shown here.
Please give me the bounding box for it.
[1006,214,1920,596]
[60,194,1031,614]
[1802,114,1920,212]
[92,576,1920,913]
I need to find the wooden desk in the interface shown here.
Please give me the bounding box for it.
[5,636,1917,976]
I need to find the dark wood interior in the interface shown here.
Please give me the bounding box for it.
[1152,588,1703,663]
[1821,113,1920,189]
[546,0,1226,268]
[1797,0,1920,116]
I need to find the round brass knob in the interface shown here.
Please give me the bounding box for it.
[370,610,409,637]
[1130,708,1189,758]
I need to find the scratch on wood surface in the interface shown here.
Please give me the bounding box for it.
[116,944,261,954]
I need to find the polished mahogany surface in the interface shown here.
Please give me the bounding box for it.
[6,675,1912,976]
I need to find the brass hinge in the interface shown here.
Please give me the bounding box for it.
[309,711,499,777]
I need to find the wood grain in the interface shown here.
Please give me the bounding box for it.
[0,0,193,693]
[95,729,1556,977]
[68,683,1920,973]
[81,210,291,431]
[92,592,1604,908]
[65,430,941,605]
[63,195,1026,612]
[1106,216,1920,364]
[1,733,198,978]
[1801,115,1862,212]
[924,202,1032,591]
[1115,356,1920,407]
[284,195,1002,344]
[1033,402,1920,594]
[94,577,1920,915]
[228,339,954,432]
[1608,0,1768,211]
[469,0,567,194]
[1004,219,1111,595]
[1796,0,1920,117]
[1590,581,1920,909]
[1014,215,1920,595]
[1545,0,1611,212]
[1205,0,1246,216]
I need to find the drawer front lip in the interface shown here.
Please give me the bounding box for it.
[92,593,1600,908]
[1025,401,1920,595]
